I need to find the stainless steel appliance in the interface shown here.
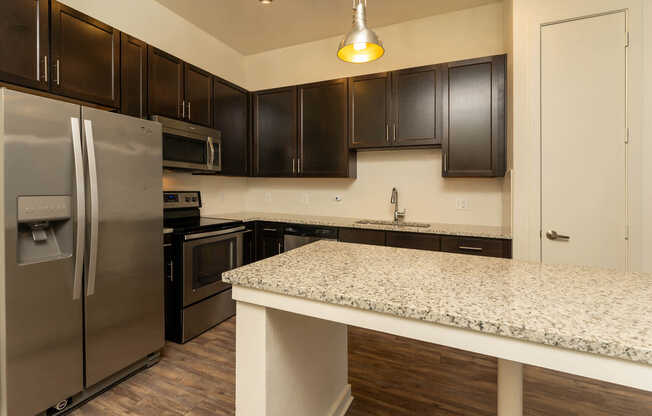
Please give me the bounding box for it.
[154,115,221,173]
[0,89,164,415]
[163,191,245,343]
[284,224,338,251]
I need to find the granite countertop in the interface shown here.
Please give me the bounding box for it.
[223,240,652,365]
[209,211,511,239]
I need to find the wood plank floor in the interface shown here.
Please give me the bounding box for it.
[70,316,652,416]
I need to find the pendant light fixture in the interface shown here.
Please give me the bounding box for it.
[337,0,384,63]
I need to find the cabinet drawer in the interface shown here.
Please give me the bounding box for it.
[339,228,386,246]
[441,236,510,258]
[386,232,441,251]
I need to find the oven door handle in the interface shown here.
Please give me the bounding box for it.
[184,226,246,241]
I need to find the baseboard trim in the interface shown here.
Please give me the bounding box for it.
[328,384,353,416]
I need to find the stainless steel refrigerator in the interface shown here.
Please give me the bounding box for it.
[0,88,164,416]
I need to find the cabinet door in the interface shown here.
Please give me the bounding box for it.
[256,223,284,260]
[148,46,183,119]
[386,232,441,251]
[442,55,506,177]
[392,65,442,146]
[120,34,147,118]
[253,87,298,177]
[213,78,249,176]
[349,73,391,149]
[0,0,49,90]
[339,228,386,246]
[51,1,119,107]
[242,226,256,266]
[299,78,355,178]
[184,63,212,127]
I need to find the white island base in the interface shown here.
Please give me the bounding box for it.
[234,286,652,416]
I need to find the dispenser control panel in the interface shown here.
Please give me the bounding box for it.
[17,196,72,223]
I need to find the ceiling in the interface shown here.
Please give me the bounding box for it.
[155,0,501,55]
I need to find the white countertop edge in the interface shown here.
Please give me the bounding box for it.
[232,285,652,392]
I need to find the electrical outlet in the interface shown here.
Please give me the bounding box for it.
[301,193,310,205]
[264,192,272,203]
[334,195,343,202]
[456,198,470,210]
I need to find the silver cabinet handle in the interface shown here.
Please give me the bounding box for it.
[546,230,570,241]
[187,101,191,120]
[459,246,483,252]
[182,100,185,119]
[84,119,100,297]
[169,260,174,283]
[70,117,85,300]
[393,124,397,142]
[277,242,282,253]
[385,123,389,143]
[298,157,301,175]
[43,55,48,83]
[263,228,278,232]
[56,59,60,85]
[292,158,296,174]
[443,151,447,172]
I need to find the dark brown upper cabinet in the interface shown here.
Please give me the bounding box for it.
[0,0,49,91]
[148,46,183,120]
[184,63,212,127]
[253,86,298,177]
[213,77,249,176]
[120,34,147,118]
[51,1,119,107]
[442,54,506,177]
[299,79,356,178]
[349,72,391,149]
[392,65,442,146]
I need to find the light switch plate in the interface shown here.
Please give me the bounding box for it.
[456,198,470,210]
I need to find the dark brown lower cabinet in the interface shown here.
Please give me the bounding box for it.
[256,222,284,260]
[51,1,119,107]
[386,232,441,251]
[441,235,511,258]
[242,223,256,266]
[0,0,49,91]
[339,228,386,246]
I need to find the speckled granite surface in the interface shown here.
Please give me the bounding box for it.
[208,212,511,239]
[223,240,652,365]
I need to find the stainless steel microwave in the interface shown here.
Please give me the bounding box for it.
[152,115,221,173]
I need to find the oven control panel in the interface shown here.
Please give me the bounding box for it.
[163,191,201,209]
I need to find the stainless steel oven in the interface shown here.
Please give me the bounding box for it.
[182,226,245,307]
[153,115,221,173]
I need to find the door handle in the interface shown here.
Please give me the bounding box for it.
[70,118,85,300]
[546,230,570,241]
[84,119,100,296]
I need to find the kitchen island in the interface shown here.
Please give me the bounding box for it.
[222,241,652,416]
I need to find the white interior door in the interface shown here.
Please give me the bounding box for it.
[541,12,627,270]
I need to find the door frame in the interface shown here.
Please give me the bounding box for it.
[539,9,630,269]
[511,0,644,273]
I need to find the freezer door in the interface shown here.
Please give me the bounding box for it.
[81,107,164,387]
[1,89,84,415]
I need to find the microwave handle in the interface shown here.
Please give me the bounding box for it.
[207,137,215,168]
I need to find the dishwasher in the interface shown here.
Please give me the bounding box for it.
[283,224,338,252]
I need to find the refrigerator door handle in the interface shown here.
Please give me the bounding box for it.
[71,117,85,300]
[84,119,100,297]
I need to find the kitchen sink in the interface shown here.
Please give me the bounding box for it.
[356,219,431,228]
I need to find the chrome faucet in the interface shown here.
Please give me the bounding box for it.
[390,187,406,223]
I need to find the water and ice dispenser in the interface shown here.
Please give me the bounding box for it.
[17,195,73,265]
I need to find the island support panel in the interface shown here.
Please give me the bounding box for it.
[235,302,352,416]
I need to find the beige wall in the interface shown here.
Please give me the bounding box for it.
[163,172,247,215]
[643,1,652,273]
[58,0,247,86]
[245,150,505,226]
[511,0,648,272]
[244,2,505,91]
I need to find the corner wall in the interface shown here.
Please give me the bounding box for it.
[643,1,652,273]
